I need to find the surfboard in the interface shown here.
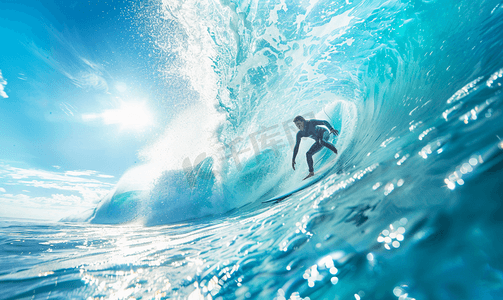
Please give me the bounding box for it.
[262,156,339,204]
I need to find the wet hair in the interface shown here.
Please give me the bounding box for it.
[293,115,305,123]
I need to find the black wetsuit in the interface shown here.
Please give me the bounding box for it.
[293,119,338,173]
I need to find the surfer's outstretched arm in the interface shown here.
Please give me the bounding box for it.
[310,119,339,135]
[292,132,302,170]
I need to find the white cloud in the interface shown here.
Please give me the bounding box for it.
[97,174,115,178]
[2,166,112,183]
[60,102,77,116]
[0,193,83,207]
[0,70,8,98]
[64,170,98,176]
[17,73,27,81]
[0,163,117,221]
[0,198,92,221]
[63,70,108,91]
[26,29,109,93]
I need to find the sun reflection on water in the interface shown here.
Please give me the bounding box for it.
[393,285,416,300]
[444,154,483,190]
[377,218,408,250]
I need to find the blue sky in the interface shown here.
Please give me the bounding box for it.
[0,0,185,220]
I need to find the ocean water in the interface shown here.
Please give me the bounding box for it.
[2,0,503,299]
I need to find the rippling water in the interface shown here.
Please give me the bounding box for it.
[2,0,503,299]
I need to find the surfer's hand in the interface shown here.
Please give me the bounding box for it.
[292,160,296,170]
[331,129,339,136]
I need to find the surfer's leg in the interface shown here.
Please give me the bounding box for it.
[320,140,338,154]
[306,143,323,172]
[320,131,337,154]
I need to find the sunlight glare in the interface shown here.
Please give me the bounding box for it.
[84,101,154,131]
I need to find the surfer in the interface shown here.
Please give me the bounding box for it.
[291,115,339,180]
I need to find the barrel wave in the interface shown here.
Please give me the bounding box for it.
[5,0,502,299]
[89,0,503,228]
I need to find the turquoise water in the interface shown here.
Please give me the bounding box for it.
[2,0,503,299]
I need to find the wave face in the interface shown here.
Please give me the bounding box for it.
[90,0,502,227]
[17,0,500,298]
[90,0,365,225]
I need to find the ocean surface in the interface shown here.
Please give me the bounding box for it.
[2,0,503,299]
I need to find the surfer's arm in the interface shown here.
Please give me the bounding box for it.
[311,119,339,136]
[292,132,302,170]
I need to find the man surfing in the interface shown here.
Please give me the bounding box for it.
[291,115,339,180]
